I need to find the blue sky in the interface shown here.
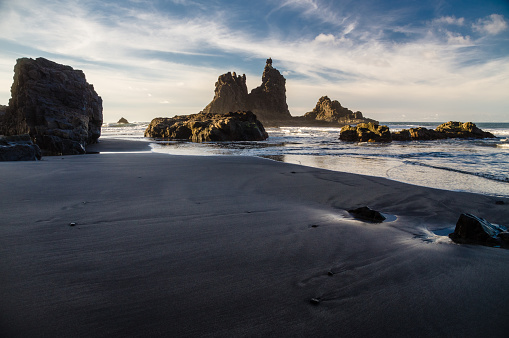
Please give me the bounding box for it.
[1,0,508,122]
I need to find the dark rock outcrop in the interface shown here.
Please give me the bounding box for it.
[203,59,290,125]
[302,96,378,125]
[449,213,508,248]
[117,117,129,124]
[202,59,376,127]
[348,206,386,223]
[0,134,41,161]
[144,111,268,142]
[247,60,292,123]
[435,121,495,139]
[1,57,103,155]
[391,122,495,141]
[202,72,249,115]
[339,123,392,142]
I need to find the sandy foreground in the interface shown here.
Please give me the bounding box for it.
[1,138,508,337]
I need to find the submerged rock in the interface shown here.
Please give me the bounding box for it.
[339,123,392,142]
[449,213,508,248]
[1,57,103,155]
[0,134,41,161]
[144,111,268,142]
[348,206,386,223]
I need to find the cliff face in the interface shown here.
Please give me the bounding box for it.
[2,57,103,155]
[202,59,291,124]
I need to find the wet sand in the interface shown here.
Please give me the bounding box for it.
[1,139,508,337]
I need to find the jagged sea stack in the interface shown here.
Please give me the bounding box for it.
[247,58,292,123]
[202,72,249,115]
[2,57,103,155]
[201,59,292,125]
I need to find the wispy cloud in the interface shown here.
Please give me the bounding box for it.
[0,0,508,121]
[473,14,508,35]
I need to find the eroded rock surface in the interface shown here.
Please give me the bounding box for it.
[339,123,392,142]
[391,122,495,141]
[1,57,103,155]
[0,134,41,161]
[145,111,268,142]
[303,96,377,125]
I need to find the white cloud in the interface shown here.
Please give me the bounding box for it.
[433,16,465,26]
[473,14,508,35]
[446,31,472,45]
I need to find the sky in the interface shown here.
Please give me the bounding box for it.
[0,0,508,123]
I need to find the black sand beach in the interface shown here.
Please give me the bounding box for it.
[1,139,508,337]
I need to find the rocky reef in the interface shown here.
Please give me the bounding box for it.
[341,121,495,142]
[145,111,268,142]
[339,123,392,142]
[202,59,375,127]
[391,121,495,141]
[0,57,103,155]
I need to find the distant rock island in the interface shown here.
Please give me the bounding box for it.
[202,58,377,127]
[117,117,129,124]
[0,57,103,155]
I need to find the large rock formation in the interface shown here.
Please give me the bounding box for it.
[392,122,495,141]
[247,59,292,123]
[202,72,249,115]
[202,59,379,127]
[1,57,103,155]
[0,134,41,161]
[202,59,291,125]
[302,96,377,125]
[339,123,392,142]
[144,111,268,142]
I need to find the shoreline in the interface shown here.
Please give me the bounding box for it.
[2,138,508,336]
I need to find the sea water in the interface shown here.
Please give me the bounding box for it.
[102,122,509,198]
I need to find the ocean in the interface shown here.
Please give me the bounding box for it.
[101,122,509,198]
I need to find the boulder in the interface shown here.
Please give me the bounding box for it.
[348,206,386,223]
[339,123,392,142]
[0,134,41,161]
[117,117,129,124]
[144,111,268,142]
[449,213,508,247]
[2,57,103,155]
